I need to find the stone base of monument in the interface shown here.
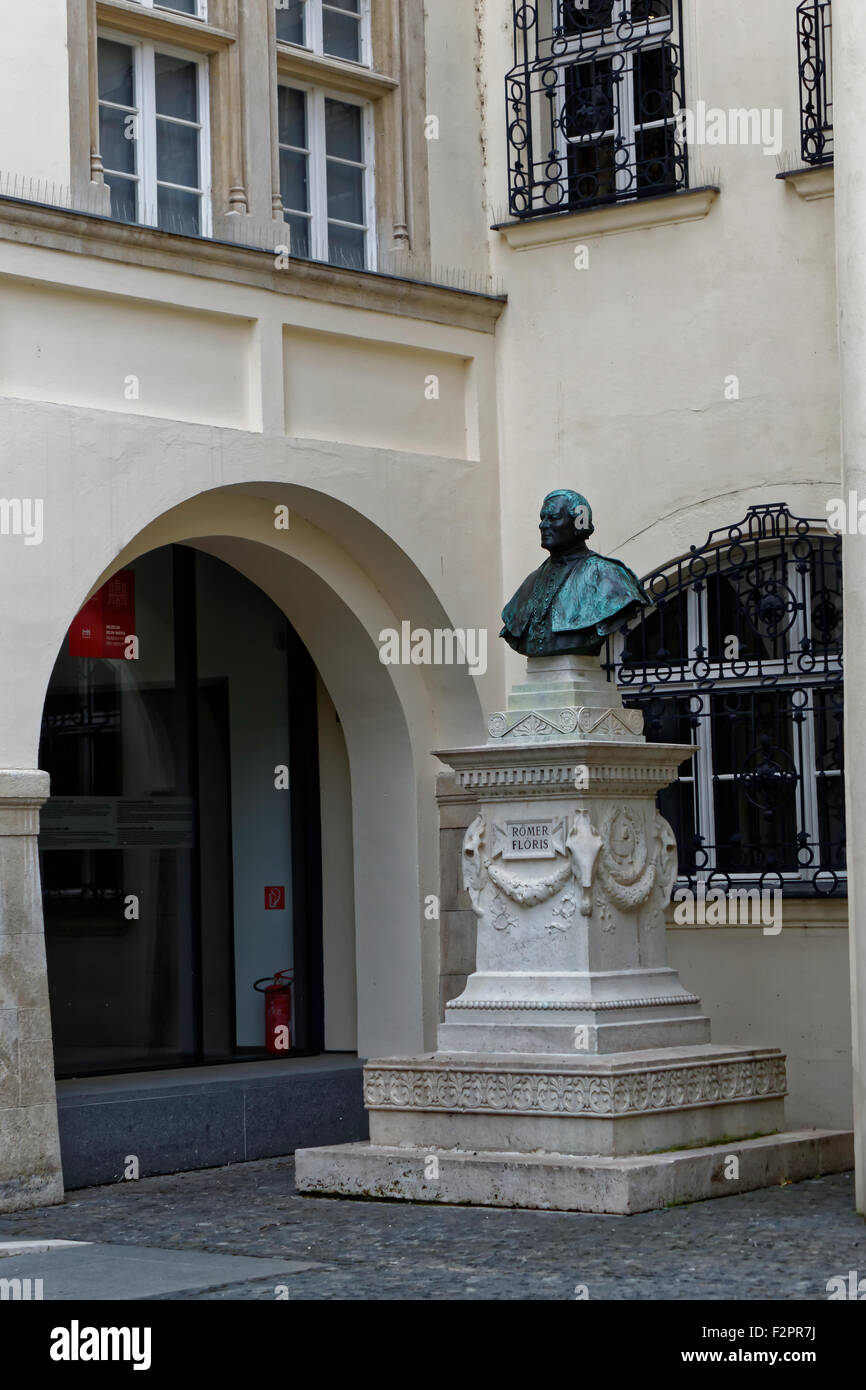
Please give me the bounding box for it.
[295,655,854,1213]
[295,1130,854,1216]
[347,1045,789,1157]
[294,1042,854,1212]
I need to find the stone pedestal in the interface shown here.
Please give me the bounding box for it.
[439,656,715,1075]
[0,771,64,1212]
[296,658,854,1212]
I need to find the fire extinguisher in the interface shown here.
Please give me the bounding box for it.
[254,970,294,1054]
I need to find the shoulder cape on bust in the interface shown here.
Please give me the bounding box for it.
[501,551,651,639]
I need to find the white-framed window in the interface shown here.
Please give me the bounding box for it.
[275,0,370,67]
[507,0,687,215]
[554,0,684,205]
[278,82,374,269]
[132,0,207,18]
[97,31,211,238]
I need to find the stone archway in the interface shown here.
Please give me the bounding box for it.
[64,485,487,1058]
[2,481,488,1211]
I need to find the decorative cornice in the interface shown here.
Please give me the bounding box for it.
[494,186,720,250]
[445,763,686,800]
[0,199,506,334]
[276,44,398,100]
[434,739,695,802]
[96,0,235,51]
[364,1054,787,1119]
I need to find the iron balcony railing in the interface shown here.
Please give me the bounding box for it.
[797,0,833,166]
[506,0,689,219]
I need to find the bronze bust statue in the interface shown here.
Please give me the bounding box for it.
[500,491,651,657]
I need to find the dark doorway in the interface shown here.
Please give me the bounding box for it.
[39,544,324,1077]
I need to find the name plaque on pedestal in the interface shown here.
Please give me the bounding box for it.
[501,819,559,859]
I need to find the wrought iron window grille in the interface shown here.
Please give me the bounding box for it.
[506,0,689,219]
[603,504,845,898]
[797,0,833,167]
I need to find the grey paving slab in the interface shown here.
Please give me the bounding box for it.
[0,1156,862,1299]
[0,1243,323,1300]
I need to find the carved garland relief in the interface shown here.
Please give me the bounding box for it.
[462,803,678,929]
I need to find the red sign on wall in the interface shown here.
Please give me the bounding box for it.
[69,570,135,659]
[264,886,286,911]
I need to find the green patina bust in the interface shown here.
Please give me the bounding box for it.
[500,491,651,657]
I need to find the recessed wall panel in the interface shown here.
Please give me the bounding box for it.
[284,326,472,459]
[0,280,252,429]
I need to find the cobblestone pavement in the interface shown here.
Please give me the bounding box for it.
[0,1160,864,1299]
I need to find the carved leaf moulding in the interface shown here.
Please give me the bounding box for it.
[444,993,702,1010]
[363,1057,788,1118]
[487,706,644,741]
[454,765,682,794]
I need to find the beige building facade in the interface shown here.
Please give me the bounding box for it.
[0,0,860,1212]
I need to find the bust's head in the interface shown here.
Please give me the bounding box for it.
[539,491,594,554]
